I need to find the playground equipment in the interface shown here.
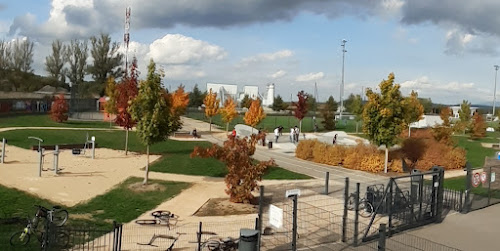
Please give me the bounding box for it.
[28,137,61,176]
[1,138,6,164]
[82,133,96,159]
[28,137,44,177]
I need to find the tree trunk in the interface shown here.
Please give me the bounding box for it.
[143,145,150,185]
[356,121,359,134]
[209,117,212,132]
[299,120,303,134]
[125,129,129,155]
[408,125,411,138]
[226,122,229,132]
[384,147,389,173]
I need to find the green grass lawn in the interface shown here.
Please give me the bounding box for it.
[441,176,500,198]
[0,114,112,129]
[454,136,497,168]
[0,177,189,249]
[0,129,310,179]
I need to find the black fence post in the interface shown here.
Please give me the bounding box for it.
[353,182,360,247]
[324,172,330,195]
[291,194,298,251]
[198,222,202,251]
[459,190,464,212]
[257,185,264,251]
[488,167,492,206]
[387,179,393,237]
[378,224,386,251]
[464,163,472,213]
[342,177,349,242]
[435,167,445,223]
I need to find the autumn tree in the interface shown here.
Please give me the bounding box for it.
[104,77,118,120]
[403,91,424,137]
[115,57,139,155]
[432,107,454,145]
[191,134,275,203]
[293,91,309,132]
[470,111,486,139]
[244,99,266,131]
[50,94,69,123]
[418,97,433,114]
[363,73,405,173]
[321,96,337,130]
[129,59,177,184]
[456,100,472,134]
[240,94,252,109]
[188,84,205,107]
[204,89,220,132]
[45,39,66,85]
[272,95,287,111]
[346,94,363,133]
[219,97,238,131]
[166,84,190,132]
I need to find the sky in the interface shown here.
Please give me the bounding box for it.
[2,0,500,105]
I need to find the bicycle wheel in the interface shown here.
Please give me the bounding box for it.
[203,239,221,251]
[52,210,68,226]
[151,210,171,218]
[10,231,30,246]
[54,230,70,248]
[135,219,158,225]
[358,201,374,218]
[347,194,355,210]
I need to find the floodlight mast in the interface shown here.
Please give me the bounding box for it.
[339,39,347,121]
[493,65,499,119]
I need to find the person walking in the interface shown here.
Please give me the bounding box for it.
[274,127,280,143]
[294,126,300,143]
[290,127,295,143]
[332,134,338,144]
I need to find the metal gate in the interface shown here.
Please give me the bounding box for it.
[465,164,500,212]
[44,222,122,251]
[361,167,445,242]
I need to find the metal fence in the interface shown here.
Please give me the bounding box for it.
[465,164,500,212]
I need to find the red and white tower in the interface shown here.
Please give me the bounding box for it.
[124,7,131,75]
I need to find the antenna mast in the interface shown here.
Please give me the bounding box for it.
[124,7,131,75]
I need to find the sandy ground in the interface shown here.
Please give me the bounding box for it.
[0,145,161,207]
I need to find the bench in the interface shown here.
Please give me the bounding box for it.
[30,143,99,151]
[173,131,200,139]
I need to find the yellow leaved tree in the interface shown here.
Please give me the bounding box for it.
[219,97,238,131]
[204,88,220,132]
[244,99,266,132]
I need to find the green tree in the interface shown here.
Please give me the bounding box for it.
[104,77,118,115]
[0,40,11,70]
[306,94,317,113]
[321,96,337,130]
[456,100,472,134]
[188,84,205,107]
[362,73,405,173]
[129,59,177,185]
[87,33,124,95]
[418,97,433,114]
[346,94,363,133]
[64,39,88,88]
[240,94,252,109]
[45,39,66,85]
[403,91,424,137]
[11,38,34,73]
[272,95,287,111]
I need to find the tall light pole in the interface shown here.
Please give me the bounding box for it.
[493,65,499,120]
[339,39,347,121]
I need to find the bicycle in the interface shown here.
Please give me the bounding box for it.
[135,210,179,229]
[195,232,238,251]
[34,205,68,227]
[347,193,374,218]
[137,232,185,249]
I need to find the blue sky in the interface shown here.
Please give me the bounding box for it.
[1,0,500,105]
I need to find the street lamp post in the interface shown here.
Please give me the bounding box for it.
[339,39,347,121]
[493,65,499,120]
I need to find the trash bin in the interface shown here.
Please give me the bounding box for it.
[268,141,273,149]
[239,228,258,251]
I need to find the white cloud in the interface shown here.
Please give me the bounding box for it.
[269,70,287,79]
[146,34,226,65]
[240,50,293,66]
[295,72,324,82]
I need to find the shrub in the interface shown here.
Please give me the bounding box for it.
[312,142,328,163]
[360,154,385,173]
[326,145,346,166]
[389,158,404,173]
[50,94,69,123]
[296,140,318,160]
[344,143,378,170]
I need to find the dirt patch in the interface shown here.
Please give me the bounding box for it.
[127,182,166,193]
[71,213,93,220]
[194,198,258,216]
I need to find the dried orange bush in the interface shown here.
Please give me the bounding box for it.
[312,142,329,163]
[344,144,378,170]
[389,158,404,173]
[360,154,385,173]
[295,140,318,160]
[326,145,346,166]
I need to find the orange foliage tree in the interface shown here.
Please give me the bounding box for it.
[204,89,219,132]
[432,107,454,145]
[244,99,266,131]
[470,111,486,140]
[50,94,69,122]
[219,97,238,131]
[191,135,275,203]
[171,84,189,114]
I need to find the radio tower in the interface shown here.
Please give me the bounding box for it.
[123,7,131,75]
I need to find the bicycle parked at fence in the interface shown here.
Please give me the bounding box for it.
[10,205,69,247]
[135,210,179,229]
[137,232,185,250]
[347,192,375,218]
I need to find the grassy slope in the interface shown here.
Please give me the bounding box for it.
[0,114,111,129]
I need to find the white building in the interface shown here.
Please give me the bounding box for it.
[205,83,275,107]
[409,115,444,129]
[450,106,478,119]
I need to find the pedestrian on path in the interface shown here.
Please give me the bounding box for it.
[274,127,280,143]
[290,127,295,143]
[294,126,300,143]
[332,134,338,144]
